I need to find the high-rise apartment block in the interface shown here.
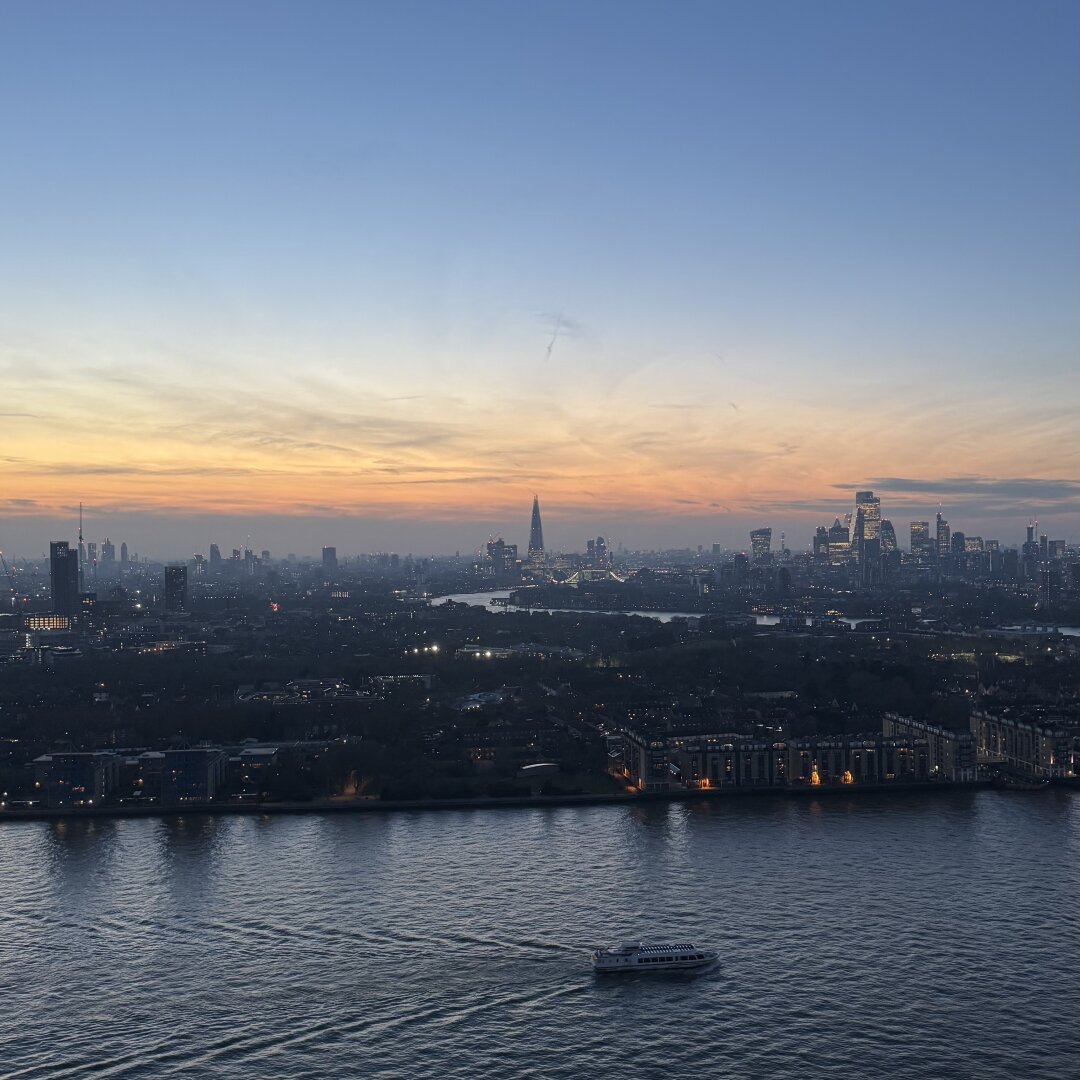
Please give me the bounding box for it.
[164,566,188,612]
[49,541,80,616]
[322,546,338,577]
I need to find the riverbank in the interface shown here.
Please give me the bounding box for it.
[0,779,1015,824]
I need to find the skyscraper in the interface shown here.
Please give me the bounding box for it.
[828,518,851,563]
[936,512,951,564]
[910,521,931,565]
[813,525,829,560]
[851,507,866,567]
[855,491,881,542]
[879,519,897,553]
[854,491,881,571]
[528,496,544,560]
[49,541,80,616]
[749,527,772,563]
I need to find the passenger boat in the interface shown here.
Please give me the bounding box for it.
[592,942,718,973]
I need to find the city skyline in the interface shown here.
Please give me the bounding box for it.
[2,2,1078,555]
[4,487,1074,563]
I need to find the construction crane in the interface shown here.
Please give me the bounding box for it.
[0,549,19,610]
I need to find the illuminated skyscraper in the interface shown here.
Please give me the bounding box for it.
[49,541,79,616]
[853,491,881,573]
[828,518,850,563]
[528,496,544,560]
[879,519,897,553]
[936,512,951,563]
[855,491,881,541]
[750,527,772,563]
[910,521,932,565]
[851,507,866,566]
[813,525,829,560]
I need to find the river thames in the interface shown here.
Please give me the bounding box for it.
[3,791,1079,1079]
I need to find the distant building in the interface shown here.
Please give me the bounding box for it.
[749,527,772,564]
[813,525,829,560]
[827,518,850,564]
[880,519,897,553]
[855,491,881,542]
[322,546,338,576]
[49,541,80,616]
[586,536,609,568]
[910,521,932,566]
[164,565,188,612]
[936,512,951,564]
[528,496,545,561]
[850,491,881,578]
[485,537,518,579]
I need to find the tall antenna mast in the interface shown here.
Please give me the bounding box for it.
[77,501,85,591]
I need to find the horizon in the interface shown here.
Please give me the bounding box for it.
[2,489,1073,562]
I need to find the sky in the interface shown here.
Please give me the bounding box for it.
[1,0,1078,558]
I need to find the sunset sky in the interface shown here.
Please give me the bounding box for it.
[2,0,1077,557]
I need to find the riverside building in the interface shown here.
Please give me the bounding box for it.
[971,708,1077,780]
[621,729,940,793]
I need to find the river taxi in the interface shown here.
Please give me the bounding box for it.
[592,942,718,973]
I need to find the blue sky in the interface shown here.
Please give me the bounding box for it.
[1,0,1077,556]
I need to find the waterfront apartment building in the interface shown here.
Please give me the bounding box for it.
[33,751,121,807]
[160,749,228,804]
[622,729,939,792]
[971,708,1077,780]
[882,714,977,782]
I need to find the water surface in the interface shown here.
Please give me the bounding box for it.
[3,791,1079,1079]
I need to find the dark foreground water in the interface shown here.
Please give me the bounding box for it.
[3,792,1079,1079]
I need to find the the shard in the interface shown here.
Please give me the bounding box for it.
[528,495,544,560]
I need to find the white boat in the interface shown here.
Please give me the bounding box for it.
[592,942,718,973]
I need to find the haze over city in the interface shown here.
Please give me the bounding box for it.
[2,0,1077,558]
